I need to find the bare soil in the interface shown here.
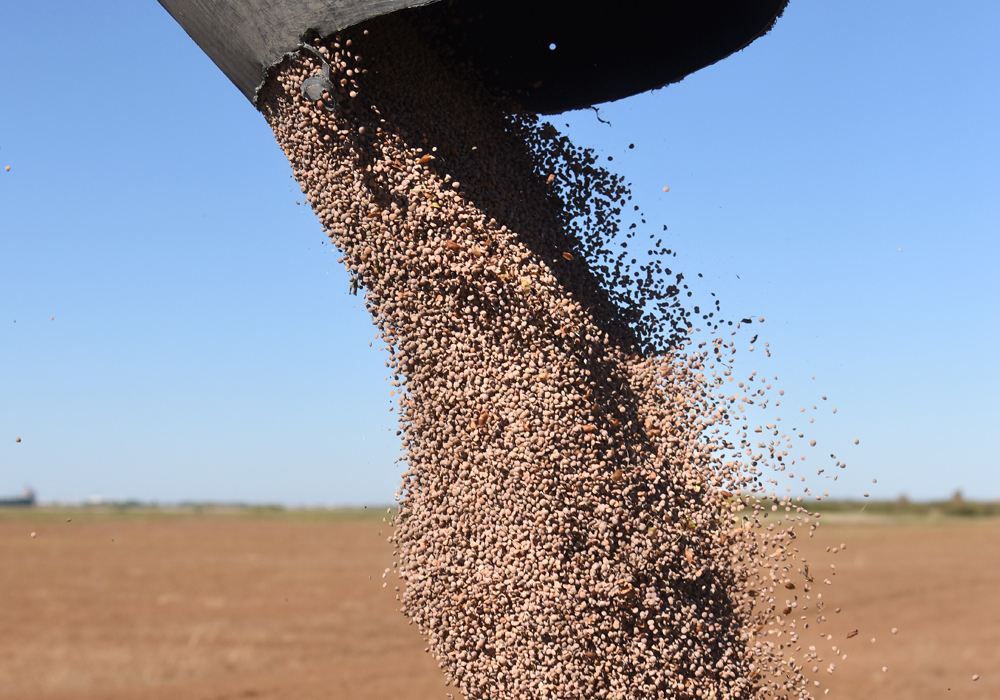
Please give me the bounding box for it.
[794,514,1000,699]
[0,508,996,699]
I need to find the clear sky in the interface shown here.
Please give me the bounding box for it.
[1,0,997,506]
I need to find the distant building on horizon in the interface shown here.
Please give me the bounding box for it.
[0,488,35,507]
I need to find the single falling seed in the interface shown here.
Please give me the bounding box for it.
[973,675,980,681]
[847,630,859,639]
[854,439,859,444]
[882,667,888,673]
[872,478,877,483]
[810,440,816,447]
[891,628,898,634]
[418,154,435,164]
[662,186,670,192]
[547,174,556,184]
[4,165,9,172]
[30,532,36,538]
[562,252,574,261]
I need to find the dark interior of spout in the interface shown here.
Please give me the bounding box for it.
[158,0,788,113]
[405,0,789,113]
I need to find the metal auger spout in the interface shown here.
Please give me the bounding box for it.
[158,0,788,113]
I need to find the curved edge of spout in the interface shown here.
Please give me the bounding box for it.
[157,0,439,105]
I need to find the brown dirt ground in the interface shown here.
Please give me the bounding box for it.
[0,508,996,700]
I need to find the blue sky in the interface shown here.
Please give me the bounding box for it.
[1,0,997,505]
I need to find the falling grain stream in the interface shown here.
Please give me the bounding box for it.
[261,17,834,700]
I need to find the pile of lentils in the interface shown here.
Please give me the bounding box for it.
[259,16,846,700]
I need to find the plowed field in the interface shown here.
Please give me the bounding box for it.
[0,508,996,699]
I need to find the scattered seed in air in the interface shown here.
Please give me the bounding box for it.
[260,20,845,699]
